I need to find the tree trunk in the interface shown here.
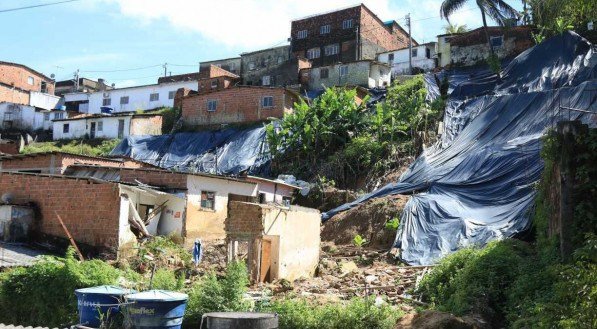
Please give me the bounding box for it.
[480,9,495,56]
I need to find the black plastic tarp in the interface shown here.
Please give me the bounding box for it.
[323,32,596,265]
[110,125,271,175]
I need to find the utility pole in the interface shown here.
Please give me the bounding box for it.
[355,26,360,60]
[406,14,412,75]
[163,63,168,77]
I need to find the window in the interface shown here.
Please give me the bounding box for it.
[340,65,348,76]
[41,81,47,93]
[54,112,64,120]
[120,96,129,105]
[262,96,274,108]
[249,62,256,70]
[98,121,103,131]
[320,24,331,34]
[320,68,329,79]
[426,47,431,59]
[150,93,159,101]
[388,53,394,62]
[297,30,308,39]
[168,91,176,99]
[307,48,320,59]
[27,76,34,85]
[102,98,111,106]
[342,19,353,29]
[211,80,218,89]
[63,123,69,133]
[207,100,217,112]
[262,75,271,86]
[201,191,215,210]
[324,44,339,56]
[277,56,284,64]
[44,113,50,121]
[229,62,236,71]
[412,48,418,57]
[490,35,504,47]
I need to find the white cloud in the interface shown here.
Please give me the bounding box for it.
[102,0,407,48]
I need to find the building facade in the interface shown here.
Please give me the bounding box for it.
[0,103,68,131]
[301,60,391,90]
[52,113,162,140]
[290,5,414,67]
[444,26,534,67]
[54,78,111,97]
[181,86,300,127]
[378,42,437,76]
[0,61,55,106]
[200,57,242,76]
[240,45,311,87]
[64,80,198,114]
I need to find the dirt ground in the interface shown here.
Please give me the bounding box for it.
[321,194,409,247]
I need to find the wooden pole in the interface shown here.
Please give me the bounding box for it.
[54,211,84,261]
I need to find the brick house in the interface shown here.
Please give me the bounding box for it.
[200,57,242,76]
[443,26,534,67]
[159,65,240,95]
[240,45,311,88]
[0,61,55,106]
[0,171,186,256]
[181,86,301,128]
[0,151,151,174]
[290,5,414,67]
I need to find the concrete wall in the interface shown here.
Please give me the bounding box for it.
[246,177,296,203]
[0,103,67,131]
[378,43,437,76]
[241,45,308,87]
[29,91,61,110]
[436,35,456,68]
[185,175,258,242]
[306,61,390,89]
[52,115,161,140]
[200,58,241,76]
[0,172,122,251]
[68,81,198,114]
[129,116,163,136]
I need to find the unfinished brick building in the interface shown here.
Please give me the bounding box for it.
[0,151,152,174]
[291,4,415,67]
[159,65,240,95]
[0,61,55,105]
[181,86,300,128]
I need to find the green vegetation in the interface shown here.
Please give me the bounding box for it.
[22,138,121,157]
[417,128,597,327]
[267,76,442,189]
[156,106,182,133]
[385,217,400,231]
[259,297,402,329]
[184,261,251,325]
[352,234,368,248]
[0,248,120,327]
[529,0,596,39]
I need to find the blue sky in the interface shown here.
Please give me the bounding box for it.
[1,0,522,87]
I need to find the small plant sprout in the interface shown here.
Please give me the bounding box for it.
[353,234,368,248]
[385,217,400,231]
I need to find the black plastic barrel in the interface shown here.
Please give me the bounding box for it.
[201,312,278,329]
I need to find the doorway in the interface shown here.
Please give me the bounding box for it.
[260,239,272,282]
[90,122,96,139]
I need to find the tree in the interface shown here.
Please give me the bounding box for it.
[444,23,469,34]
[440,0,520,55]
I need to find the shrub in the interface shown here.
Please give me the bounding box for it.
[0,248,120,327]
[150,268,184,291]
[22,139,121,156]
[260,297,402,329]
[134,236,192,272]
[184,261,250,326]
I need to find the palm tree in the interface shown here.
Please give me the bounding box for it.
[444,23,469,34]
[440,0,520,55]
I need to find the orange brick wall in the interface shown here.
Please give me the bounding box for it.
[0,63,55,94]
[0,153,146,174]
[0,172,121,249]
[197,76,239,95]
[119,169,187,189]
[0,84,30,105]
[226,201,265,234]
[182,87,297,127]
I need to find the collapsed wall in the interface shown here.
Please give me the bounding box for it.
[324,32,596,265]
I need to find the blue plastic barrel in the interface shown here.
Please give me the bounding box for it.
[75,285,136,328]
[124,290,188,329]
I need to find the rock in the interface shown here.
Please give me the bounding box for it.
[339,261,358,275]
[396,310,491,329]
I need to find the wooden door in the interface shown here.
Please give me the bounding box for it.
[260,239,272,283]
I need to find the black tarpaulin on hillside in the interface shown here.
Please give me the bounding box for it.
[322,32,596,265]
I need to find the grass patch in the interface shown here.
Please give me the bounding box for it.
[22,138,120,157]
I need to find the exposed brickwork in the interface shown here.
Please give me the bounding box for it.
[129,115,163,135]
[0,62,55,97]
[181,86,299,127]
[291,5,413,67]
[225,201,265,234]
[0,142,19,155]
[119,168,187,189]
[0,152,147,174]
[0,85,30,105]
[197,76,239,95]
[0,172,121,249]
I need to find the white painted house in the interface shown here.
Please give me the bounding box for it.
[52,113,162,140]
[303,60,391,90]
[0,102,68,131]
[378,42,437,76]
[64,80,198,114]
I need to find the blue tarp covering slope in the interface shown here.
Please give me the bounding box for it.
[323,32,596,265]
[110,126,271,175]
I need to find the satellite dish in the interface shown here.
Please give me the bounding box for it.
[111,83,115,88]
[50,73,55,79]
